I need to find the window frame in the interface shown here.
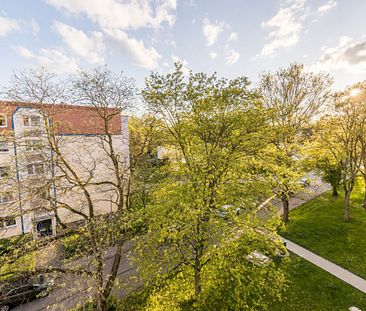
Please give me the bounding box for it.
[0,216,16,229]
[23,115,41,127]
[0,141,9,153]
[26,139,42,152]
[27,163,44,175]
[4,217,16,228]
[0,191,14,204]
[0,113,7,128]
[0,166,10,179]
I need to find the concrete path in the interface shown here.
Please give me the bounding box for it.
[286,239,366,294]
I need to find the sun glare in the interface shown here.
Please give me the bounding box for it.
[349,88,362,97]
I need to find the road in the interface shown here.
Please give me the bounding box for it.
[12,246,138,311]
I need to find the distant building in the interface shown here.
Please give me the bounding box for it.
[0,101,129,239]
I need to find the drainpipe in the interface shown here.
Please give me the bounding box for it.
[12,112,25,234]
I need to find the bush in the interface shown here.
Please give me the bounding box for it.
[62,234,89,260]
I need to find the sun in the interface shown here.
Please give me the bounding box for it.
[349,88,362,97]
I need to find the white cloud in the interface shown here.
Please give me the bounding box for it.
[171,54,189,75]
[0,16,20,37]
[225,49,240,65]
[202,18,227,46]
[13,46,34,59]
[209,51,218,60]
[317,0,337,15]
[105,28,161,70]
[257,0,307,58]
[308,36,366,74]
[45,0,176,70]
[228,32,238,42]
[30,18,40,36]
[53,21,105,64]
[45,0,176,31]
[14,46,78,74]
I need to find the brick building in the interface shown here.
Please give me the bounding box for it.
[0,101,129,239]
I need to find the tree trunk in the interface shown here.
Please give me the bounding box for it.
[97,292,108,311]
[194,242,203,301]
[282,195,290,223]
[194,263,201,300]
[345,189,351,222]
[332,184,338,196]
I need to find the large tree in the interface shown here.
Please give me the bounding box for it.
[348,82,366,208]
[259,63,332,222]
[316,88,364,221]
[132,64,286,309]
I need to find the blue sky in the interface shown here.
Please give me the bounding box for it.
[0,0,366,90]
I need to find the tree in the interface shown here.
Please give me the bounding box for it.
[259,63,332,222]
[316,89,364,221]
[128,115,168,212]
[132,64,286,309]
[2,67,136,310]
[348,82,366,208]
[304,131,342,196]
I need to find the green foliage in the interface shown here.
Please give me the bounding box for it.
[72,296,119,311]
[0,234,32,256]
[62,233,89,260]
[259,63,333,221]
[0,250,36,282]
[282,177,366,279]
[270,255,366,311]
[130,63,287,309]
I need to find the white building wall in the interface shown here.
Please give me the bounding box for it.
[0,107,129,240]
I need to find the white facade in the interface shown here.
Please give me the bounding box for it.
[0,106,129,239]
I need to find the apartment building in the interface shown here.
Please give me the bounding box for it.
[0,101,129,239]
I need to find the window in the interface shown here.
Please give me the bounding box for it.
[0,114,6,127]
[0,191,14,203]
[23,115,41,127]
[0,166,10,178]
[27,163,44,175]
[0,217,16,228]
[36,187,48,199]
[0,142,9,152]
[26,139,42,151]
[4,217,16,227]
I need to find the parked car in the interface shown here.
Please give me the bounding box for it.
[0,282,50,310]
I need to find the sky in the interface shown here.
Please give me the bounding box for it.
[0,0,366,91]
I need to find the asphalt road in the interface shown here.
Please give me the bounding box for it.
[12,247,138,311]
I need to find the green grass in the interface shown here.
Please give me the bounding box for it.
[282,178,366,279]
[271,254,366,311]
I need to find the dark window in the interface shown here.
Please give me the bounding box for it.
[36,187,48,199]
[26,140,42,151]
[0,114,6,127]
[27,163,44,175]
[4,217,16,227]
[1,191,14,203]
[0,166,9,178]
[24,115,41,127]
[0,142,9,152]
[35,164,44,174]
[23,115,29,126]
[31,116,41,125]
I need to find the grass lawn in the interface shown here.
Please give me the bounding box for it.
[281,177,366,280]
[271,254,366,311]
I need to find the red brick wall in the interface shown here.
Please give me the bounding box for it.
[0,101,122,135]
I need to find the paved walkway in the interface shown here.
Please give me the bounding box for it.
[285,239,366,294]
[270,175,366,296]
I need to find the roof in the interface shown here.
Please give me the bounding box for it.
[0,101,124,135]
